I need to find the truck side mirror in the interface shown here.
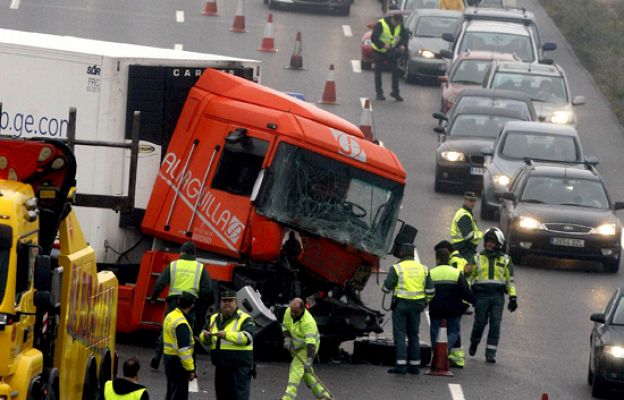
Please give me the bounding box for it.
[434,126,445,134]
[584,155,599,166]
[590,313,606,324]
[390,222,418,257]
[34,255,52,292]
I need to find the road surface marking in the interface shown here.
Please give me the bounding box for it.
[189,377,199,392]
[10,0,20,9]
[176,10,185,23]
[342,25,353,37]
[449,384,466,400]
[351,60,362,73]
[424,310,430,326]
[174,44,184,51]
[360,97,368,108]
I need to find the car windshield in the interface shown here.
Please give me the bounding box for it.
[415,16,459,37]
[491,73,568,104]
[451,60,491,85]
[611,297,624,325]
[403,0,439,9]
[459,32,534,62]
[456,96,532,118]
[450,115,520,138]
[0,225,12,310]
[256,143,404,256]
[500,131,579,162]
[521,176,609,209]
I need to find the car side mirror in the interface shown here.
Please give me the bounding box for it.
[500,192,515,202]
[439,49,452,59]
[434,126,445,134]
[441,32,455,43]
[573,96,586,106]
[585,156,599,166]
[542,42,557,51]
[432,112,448,121]
[590,313,606,324]
[438,75,449,83]
[481,146,493,156]
[613,202,624,210]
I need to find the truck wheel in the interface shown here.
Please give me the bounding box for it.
[82,360,98,400]
[98,350,112,400]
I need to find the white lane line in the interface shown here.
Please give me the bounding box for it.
[360,97,367,108]
[342,24,353,37]
[174,44,184,51]
[188,377,199,393]
[449,384,466,400]
[176,10,185,23]
[424,310,430,326]
[351,59,362,73]
[10,0,21,9]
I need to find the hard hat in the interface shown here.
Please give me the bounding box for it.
[483,227,505,249]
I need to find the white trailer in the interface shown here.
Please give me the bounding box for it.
[0,28,261,263]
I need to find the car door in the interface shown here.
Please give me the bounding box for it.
[591,292,617,371]
[499,169,524,234]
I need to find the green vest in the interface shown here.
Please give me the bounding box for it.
[169,259,203,297]
[282,308,320,351]
[391,260,428,300]
[372,18,401,53]
[203,309,253,352]
[449,250,468,273]
[429,264,461,284]
[104,381,145,400]
[471,254,517,297]
[163,308,195,371]
[450,208,481,246]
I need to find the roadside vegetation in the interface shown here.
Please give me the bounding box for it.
[538,0,624,124]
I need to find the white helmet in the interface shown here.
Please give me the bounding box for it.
[483,227,505,250]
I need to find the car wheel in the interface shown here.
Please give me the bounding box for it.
[591,374,609,398]
[480,196,496,220]
[434,177,445,193]
[361,61,372,70]
[604,259,619,273]
[404,62,415,84]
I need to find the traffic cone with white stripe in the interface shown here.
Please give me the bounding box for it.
[285,32,304,69]
[319,64,337,105]
[258,14,278,52]
[426,319,454,377]
[202,0,218,16]
[230,0,247,33]
[359,98,374,141]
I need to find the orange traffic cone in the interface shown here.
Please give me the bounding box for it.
[284,32,304,69]
[318,64,337,105]
[230,0,246,33]
[426,319,454,377]
[258,14,278,52]
[202,0,218,16]
[359,99,374,141]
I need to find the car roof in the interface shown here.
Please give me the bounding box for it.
[495,61,562,76]
[502,121,579,136]
[454,50,518,61]
[457,87,533,102]
[465,20,530,36]
[525,164,600,181]
[453,106,528,119]
[412,8,462,17]
[462,7,537,25]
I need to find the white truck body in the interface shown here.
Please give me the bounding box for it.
[0,28,261,262]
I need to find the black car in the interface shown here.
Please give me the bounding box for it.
[499,162,624,272]
[589,288,624,397]
[434,106,528,192]
[439,87,538,122]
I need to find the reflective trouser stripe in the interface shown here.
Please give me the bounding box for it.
[408,360,420,366]
[487,345,497,350]
[396,359,407,365]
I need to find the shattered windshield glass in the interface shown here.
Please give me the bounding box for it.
[256,143,404,256]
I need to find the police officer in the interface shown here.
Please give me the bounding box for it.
[200,291,255,400]
[281,298,333,400]
[150,241,213,369]
[468,228,517,363]
[450,192,483,261]
[429,247,475,369]
[382,243,435,374]
[371,11,408,101]
[104,358,149,400]
[163,293,197,400]
[434,240,468,273]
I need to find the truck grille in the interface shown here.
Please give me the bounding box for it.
[544,223,592,234]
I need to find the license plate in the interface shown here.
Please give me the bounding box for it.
[470,167,486,175]
[551,237,585,247]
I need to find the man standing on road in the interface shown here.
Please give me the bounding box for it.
[163,293,197,400]
[468,228,517,363]
[200,291,255,400]
[434,240,468,273]
[429,247,475,368]
[104,358,149,400]
[382,243,435,374]
[450,192,483,261]
[371,12,408,102]
[281,298,334,400]
[150,241,213,369]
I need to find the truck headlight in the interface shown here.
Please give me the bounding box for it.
[441,151,465,162]
[418,49,436,59]
[549,111,573,124]
[492,174,510,187]
[593,223,616,236]
[519,216,543,230]
[605,345,624,358]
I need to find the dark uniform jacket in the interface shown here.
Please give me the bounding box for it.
[428,265,475,318]
[209,310,255,368]
[371,16,409,54]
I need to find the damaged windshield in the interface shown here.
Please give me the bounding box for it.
[257,143,404,256]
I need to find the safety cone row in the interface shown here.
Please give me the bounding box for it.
[258,14,278,52]
[285,32,304,69]
[202,0,218,16]
[359,99,374,141]
[426,319,454,377]
[318,64,337,105]
[230,0,247,33]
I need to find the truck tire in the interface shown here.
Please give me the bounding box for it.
[97,350,112,400]
[82,359,98,400]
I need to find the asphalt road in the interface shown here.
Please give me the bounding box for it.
[2,0,624,399]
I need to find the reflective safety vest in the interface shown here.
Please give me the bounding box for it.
[449,250,468,273]
[282,308,320,351]
[371,18,401,53]
[203,309,253,352]
[169,259,203,297]
[471,254,516,297]
[104,381,145,400]
[391,260,430,300]
[163,308,195,371]
[429,264,461,285]
[450,208,482,246]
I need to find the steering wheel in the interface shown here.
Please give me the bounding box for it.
[343,201,367,218]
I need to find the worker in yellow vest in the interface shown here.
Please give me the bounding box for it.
[450,191,483,261]
[150,241,213,369]
[371,12,408,101]
[200,291,255,400]
[104,358,149,400]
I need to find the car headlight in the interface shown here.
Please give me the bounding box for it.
[605,345,624,358]
[518,216,544,230]
[549,111,574,125]
[441,151,465,162]
[418,49,436,59]
[593,223,617,236]
[492,174,511,187]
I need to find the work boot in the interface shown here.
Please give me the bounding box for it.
[390,92,404,102]
[486,354,496,364]
[150,356,160,370]
[376,93,386,101]
[407,366,420,375]
[469,342,478,357]
[387,366,407,375]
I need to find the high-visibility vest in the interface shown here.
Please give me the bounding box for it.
[282,308,320,351]
[429,264,461,285]
[450,208,481,246]
[104,381,145,400]
[449,250,468,273]
[471,254,516,297]
[163,308,195,371]
[169,259,203,297]
[371,18,401,53]
[203,310,253,352]
[391,260,429,300]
